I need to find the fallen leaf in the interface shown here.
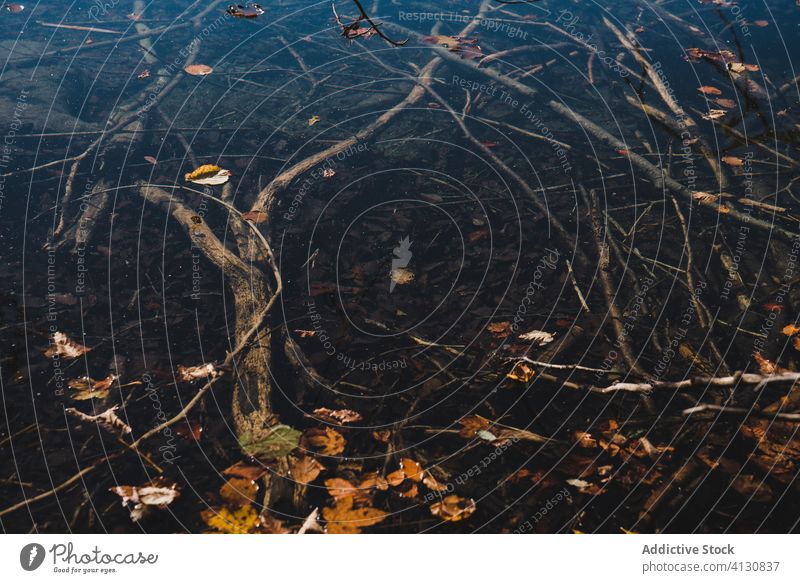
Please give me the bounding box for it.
[721,155,744,166]
[728,62,759,73]
[507,361,535,382]
[754,351,785,375]
[226,3,264,18]
[219,477,258,507]
[143,155,158,165]
[291,456,325,485]
[430,495,476,522]
[322,168,336,178]
[702,109,728,120]
[698,85,722,95]
[751,20,769,27]
[45,331,90,359]
[306,427,346,456]
[68,375,116,400]
[239,424,302,460]
[184,64,213,76]
[322,496,387,534]
[487,321,513,337]
[202,505,260,533]
[389,267,414,286]
[308,115,321,126]
[311,408,363,425]
[137,69,150,79]
[184,164,231,186]
[518,329,555,345]
[715,98,736,108]
[177,362,220,382]
[110,483,179,522]
[5,4,25,13]
[458,415,493,438]
[223,461,267,482]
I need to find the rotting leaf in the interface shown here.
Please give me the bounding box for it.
[45,331,90,359]
[239,424,301,460]
[430,495,476,522]
[223,461,268,482]
[487,321,512,337]
[322,496,387,534]
[306,427,346,456]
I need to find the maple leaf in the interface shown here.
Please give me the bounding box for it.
[322,496,387,534]
[306,427,346,456]
[202,505,260,534]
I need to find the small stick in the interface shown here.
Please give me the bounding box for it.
[37,21,123,34]
[566,259,590,313]
[683,404,800,421]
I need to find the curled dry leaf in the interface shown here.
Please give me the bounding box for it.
[506,361,535,382]
[45,331,90,359]
[68,375,116,400]
[177,362,220,382]
[322,496,387,534]
[311,407,363,425]
[306,427,346,456]
[291,456,325,485]
[322,168,336,178]
[66,406,132,435]
[753,351,787,375]
[308,115,320,126]
[430,495,476,522]
[728,62,759,74]
[184,164,231,186]
[110,483,179,522]
[184,64,213,76]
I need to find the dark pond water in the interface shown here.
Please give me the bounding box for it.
[1,0,800,533]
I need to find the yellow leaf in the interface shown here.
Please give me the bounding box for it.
[202,505,259,534]
[184,164,231,186]
[507,362,535,382]
[430,495,476,522]
[308,115,320,126]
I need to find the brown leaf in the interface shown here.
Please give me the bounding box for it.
[306,427,346,456]
[486,321,513,337]
[290,456,325,485]
[430,495,476,522]
[507,362,535,382]
[322,496,387,534]
[223,461,268,482]
[219,477,258,508]
[697,85,722,95]
[458,415,493,438]
[715,98,736,108]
